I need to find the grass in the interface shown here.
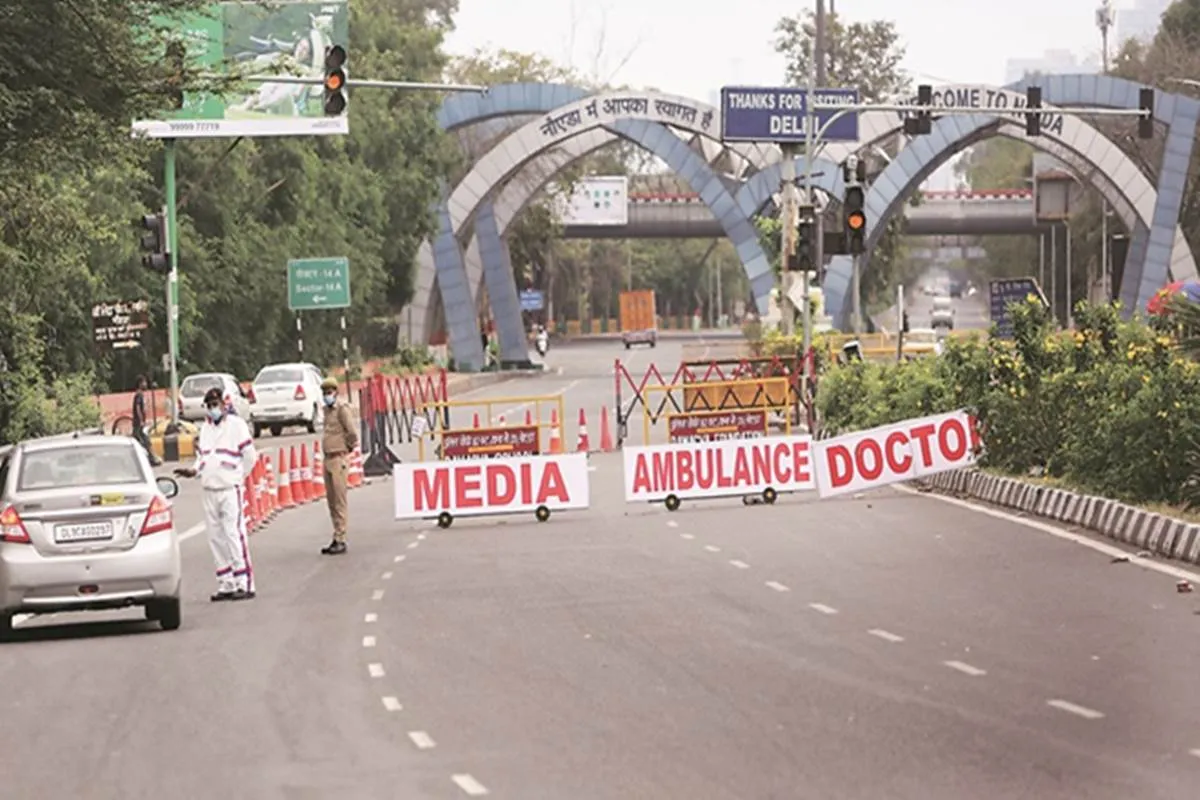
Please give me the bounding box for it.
[978,466,1200,525]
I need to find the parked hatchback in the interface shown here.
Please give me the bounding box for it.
[250,362,324,437]
[179,372,251,422]
[0,434,183,636]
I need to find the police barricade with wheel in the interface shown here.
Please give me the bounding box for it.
[393,394,590,529]
[623,376,816,511]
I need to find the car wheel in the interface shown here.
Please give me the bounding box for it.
[306,404,318,434]
[0,613,13,641]
[271,425,283,437]
[148,597,182,631]
[253,423,263,438]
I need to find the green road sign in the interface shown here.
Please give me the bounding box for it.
[133,0,349,139]
[288,257,351,311]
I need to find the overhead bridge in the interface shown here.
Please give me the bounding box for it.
[561,189,1042,239]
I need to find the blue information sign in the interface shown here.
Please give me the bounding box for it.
[719,87,860,143]
[988,277,1048,339]
[520,289,545,312]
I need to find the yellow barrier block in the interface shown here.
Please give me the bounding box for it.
[640,377,793,443]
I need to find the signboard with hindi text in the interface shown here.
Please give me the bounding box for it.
[667,410,768,443]
[441,426,540,460]
[720,87,860,143]
[92,300,151,351]
[287,257,351,311]
[132,1,349,139]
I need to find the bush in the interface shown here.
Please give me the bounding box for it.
[377,344,435,376]
[0,371,102,444]
[815,297,1200,506]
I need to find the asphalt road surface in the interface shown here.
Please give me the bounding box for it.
[3,336,1199,799]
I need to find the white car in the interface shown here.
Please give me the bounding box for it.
[178,373,251,423]
[249,362,325,438]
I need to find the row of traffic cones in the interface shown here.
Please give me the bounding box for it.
[240,441,366,535]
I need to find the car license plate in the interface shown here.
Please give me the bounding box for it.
[55,521,114,543]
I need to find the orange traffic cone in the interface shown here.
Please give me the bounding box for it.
[311,441,326,500]
[599,406,615,452]
[243,475,258,533]
[251,460,266,525]
[287,446,304,505]
[473,412,480,428]
[576,408,590,452]
[277,448,295,509]
[548,409,563,454]
[525,409,533,425]
[264,454,278,518]
[497,413,506,426]
[297,446,314,504]
[348,447,364,488]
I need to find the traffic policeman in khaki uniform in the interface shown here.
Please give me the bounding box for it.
[319,376,359,555]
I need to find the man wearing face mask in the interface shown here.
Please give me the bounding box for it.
[174,387,258,600]
[318,376,358,555]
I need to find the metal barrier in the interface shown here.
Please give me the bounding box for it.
[413,394,568,462]
[615,356,811,446]
[638,376,793,445]
[357,370,449,476]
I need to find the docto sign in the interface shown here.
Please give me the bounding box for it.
[394,453,590,520]
[667,410,767,443]
[813,410,980,498]
[623,436,816,503]
[441,425,539,460]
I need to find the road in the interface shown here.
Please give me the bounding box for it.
[2,336,1198,799]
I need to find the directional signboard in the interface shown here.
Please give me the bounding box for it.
[288,257,351,311]
[92,300,151,351]
[720,87,860,143]
[988,277,1048,339]
[520,289,545,312]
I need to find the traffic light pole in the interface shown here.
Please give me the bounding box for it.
[164,139,181,429]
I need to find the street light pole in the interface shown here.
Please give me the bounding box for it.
[1096,1,1115,302]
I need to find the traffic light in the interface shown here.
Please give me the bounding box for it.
[1025,86,1042,136]
[323,44,348,116]
[791,205,816,272]
[138,213,170,274]
[843,157,868,255]
[903,84,933,136]
[165,40,186,110]
[1138,88,1154,139]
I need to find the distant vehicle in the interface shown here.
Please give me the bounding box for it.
[931,310,955,329]
[949,280,965,298]
[0,434,183,635]
[619,289,658,349]
[178,373,251,423]
[249,362,324,437]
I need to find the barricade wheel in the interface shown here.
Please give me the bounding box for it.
[763,487,778,505]
[535,505,551,523]
[437,512,453,529]
[664,494,681,512]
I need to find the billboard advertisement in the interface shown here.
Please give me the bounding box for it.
[556,176,629,226]
[133,1,349,139]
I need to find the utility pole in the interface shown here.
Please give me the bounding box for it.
[1096,0,1115,303]
[164,141,181,428]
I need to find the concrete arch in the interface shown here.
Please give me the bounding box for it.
[420,90,774,368]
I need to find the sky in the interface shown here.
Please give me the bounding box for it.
[443,0,1132,190]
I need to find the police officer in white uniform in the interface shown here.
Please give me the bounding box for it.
[175,387,258,601]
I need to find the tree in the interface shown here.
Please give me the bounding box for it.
[773,11,910,102]
[1160,0,1200,45]
[953,138,1041,281]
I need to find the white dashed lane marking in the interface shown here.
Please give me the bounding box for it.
[371,589,385,601]
[364,613,377,623]
[765,581,790,592]
[417,533,426,541]
[666,520,678,528]
[452,774,490,796]
[680,533,694,540]
[408,731,437,749]
[407,541,420,549]
[729,560,750,569]
[368,663,386,678]
[382,696,403,712]
[943,660,987,677]
[704,545,721,553]
[1047,699,1105,720]
[808,603,838,615]
[381,571,393,581]
[868,628,905,643]
[363,636,376,648]
[394,554,407,563]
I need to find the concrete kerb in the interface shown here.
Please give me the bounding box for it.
[910,469,1200,566]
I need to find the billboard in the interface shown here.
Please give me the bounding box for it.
[720,87,859,143]
[555,176,629,226]
[133,1,349,139]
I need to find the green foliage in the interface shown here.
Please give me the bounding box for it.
[773,11,910,103]
[816,299,1200,506]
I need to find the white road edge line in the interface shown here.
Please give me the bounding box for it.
[765,581,790,592]
[1047,699,1105,719]
[894,484,1200,583]
[381,571,393,580]
[364,613,378,623]
[368,663,386,678]
[451,774,490,796]
[729,559,750,569]
[943,660,987,677]
[808,603,838,615]
[363,636,376,648]
[704,545,721,553]
[371,589,385,601]
[381,696,403,712]
[868,628,905,643]
[408,731,437,749]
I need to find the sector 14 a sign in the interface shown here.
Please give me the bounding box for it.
[720,87,860,143]
[287,257,351,311]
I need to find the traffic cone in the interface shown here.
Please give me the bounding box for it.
[311,441,326,500]
[525,409,533,425]
[264,454,278,518]
[297,445,313,504]
[350,447,365,488]
[243,475,258,533]
[277,448,295,509]
[576,408,590,452]
[251,460,266,525]
[599,406,614,452]
[548,409,563,454]
[288,446,305,505]
[498,413,506,426]
[473,412,480,428]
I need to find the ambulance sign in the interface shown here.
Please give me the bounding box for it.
[623,436,816,503]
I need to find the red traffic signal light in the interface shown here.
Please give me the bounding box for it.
[846,211,866,231]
